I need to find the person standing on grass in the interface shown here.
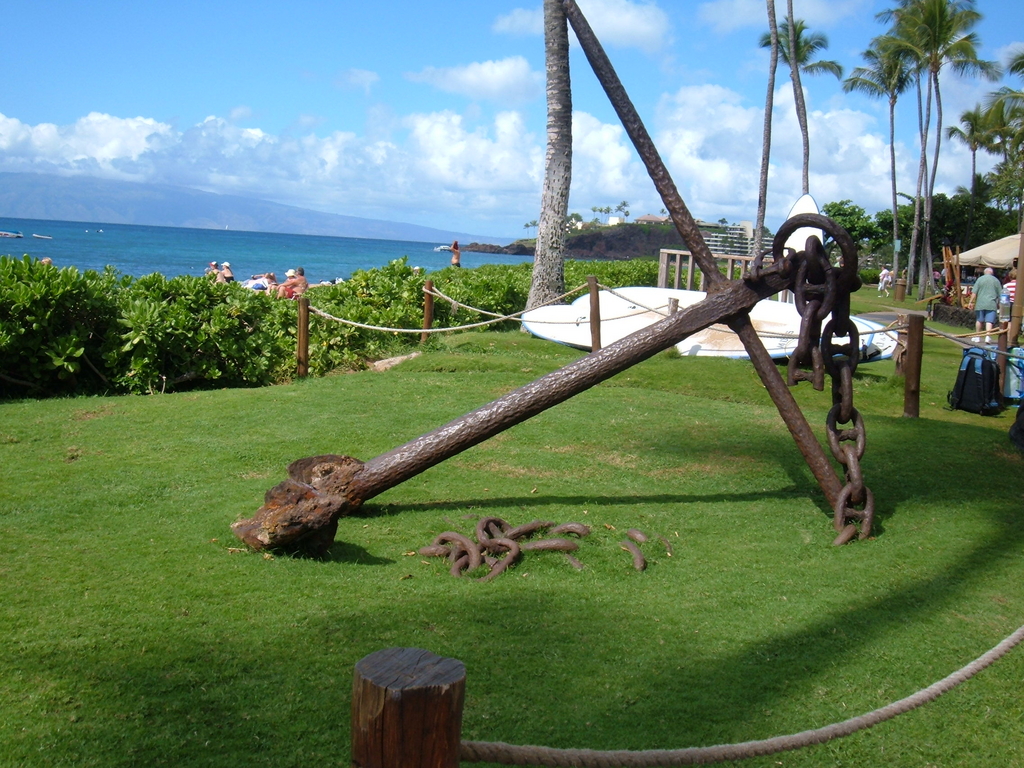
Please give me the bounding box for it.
[878,265,892,296]
[450,240,461,268]
[968,267,1001,344]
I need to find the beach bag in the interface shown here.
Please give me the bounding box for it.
[1004,348,1024,402]
[947,347,1001,415]
[1010,405,1024,454]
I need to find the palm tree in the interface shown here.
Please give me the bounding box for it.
[881,0,1000,298]
[844,39,913,278]
[528,0,572,309]
[759,16,844,194]
[754,0,780,256]
[947,105,992,247]
[984,48,1024,342]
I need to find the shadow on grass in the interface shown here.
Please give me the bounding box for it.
[357,486,809,517]
[36,508,1020,766]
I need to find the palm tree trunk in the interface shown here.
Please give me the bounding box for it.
[785,0,810,195]
[920,68,942,299]
[905,72,928,296]
[888,94,900,281]
[754,0,779,256]
[528,0,572,309]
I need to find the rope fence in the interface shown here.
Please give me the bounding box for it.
[352,621,1024,767]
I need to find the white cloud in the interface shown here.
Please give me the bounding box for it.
[697,0,870,35]
[654,84,764,217]
[495,0,672,53]
[576,0,672,53]
[336,68,380,95]
[0,112,173,178]
[405,57,543,105]
[571,111,644,196]
[229,106,253,122]
[493,7,542,35]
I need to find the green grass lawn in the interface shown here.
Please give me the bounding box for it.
[2,324,1022,767]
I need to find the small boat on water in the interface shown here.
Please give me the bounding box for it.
[32,234,52,240]
[0,230,24,238]
[434,245,452,252]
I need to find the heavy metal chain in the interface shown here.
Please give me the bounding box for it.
[765,215,874,545]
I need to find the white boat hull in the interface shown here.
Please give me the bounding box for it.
[522,286,897,362]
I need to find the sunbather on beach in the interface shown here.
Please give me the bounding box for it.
[276,268,308,299]
[215,262,234,283]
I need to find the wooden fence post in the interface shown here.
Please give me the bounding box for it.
[351,648,465,768]
[587,275,601,352]
[297,296,309,378]
[421,280,435,344]
[902,314,924,418]
[997,327,1008,403]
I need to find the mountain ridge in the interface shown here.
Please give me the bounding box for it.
[0,172,512,245]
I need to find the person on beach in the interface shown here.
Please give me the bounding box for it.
[968,267,1001,344]
[215,262,235,283]
[205,261,218,276]
[450,240,461,268]
[276,268,308,299]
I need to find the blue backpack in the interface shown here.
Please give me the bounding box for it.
[1004,348,1024,402]
[948,347,1001,415]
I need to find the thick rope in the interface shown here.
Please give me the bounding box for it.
[924,325,1020,359]
[460,622,1024,766]
[308,305,521,333]
[426,283,590,319]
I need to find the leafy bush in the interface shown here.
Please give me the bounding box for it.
[1,255,664,399]
[0,256,126,397]
[859,269,881,286]
[105,274,295,394]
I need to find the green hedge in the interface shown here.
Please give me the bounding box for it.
[1,256,660,399]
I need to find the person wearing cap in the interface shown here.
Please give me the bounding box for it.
[215,262,235,284]
[276,267,308,299]
[205,261,219,276]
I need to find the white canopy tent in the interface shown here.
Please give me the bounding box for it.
[957,234,1021,268]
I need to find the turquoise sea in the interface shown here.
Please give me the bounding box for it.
[0,217,529,282]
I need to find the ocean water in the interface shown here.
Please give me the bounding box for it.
[0,217,529,282]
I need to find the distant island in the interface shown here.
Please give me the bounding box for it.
[0,172,511,246]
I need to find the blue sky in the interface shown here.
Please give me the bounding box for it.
[2,0,1022,239]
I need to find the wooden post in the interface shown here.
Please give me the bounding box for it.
[686,254,695,291]
[668,297,679,315]
[587,275,601,352]
[895,313,908,377]
[297,296,309,378]
[657,250,668,288]
[351,648,465,768]
[997,326,1008,402]
[673,252,682,289]
[902,314,924,418]
[421,280,434,344]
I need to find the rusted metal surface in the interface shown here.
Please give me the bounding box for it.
[562,0,844,510]
[234,270,795,554]
[232,0,872,555]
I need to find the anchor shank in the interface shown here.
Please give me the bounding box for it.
[351,276,789,502]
